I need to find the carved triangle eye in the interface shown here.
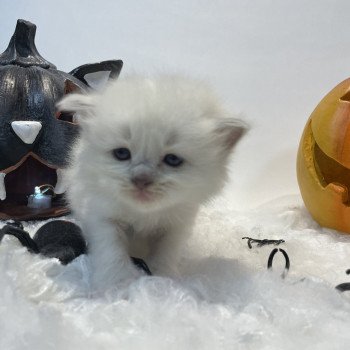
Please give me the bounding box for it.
[55,111,78,124]
[340,90,350,102]
[64,79,80,94]
[55,79,81,124]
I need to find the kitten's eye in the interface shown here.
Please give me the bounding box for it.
[163,154,184,167]
[112,148,131,161]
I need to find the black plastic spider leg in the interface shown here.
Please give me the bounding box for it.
[242,237,285,249]
[242,237,253,249]
[131,257,152,276]
[267,248,290,279]
[0,224,39,253]
[335,283,350,292]
[335,269,350,292]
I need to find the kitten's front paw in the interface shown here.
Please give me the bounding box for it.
[148,258,180,278]
[90,262,144,293]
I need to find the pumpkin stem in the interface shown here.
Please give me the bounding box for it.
[0,19,56,69]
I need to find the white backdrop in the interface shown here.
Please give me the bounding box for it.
[1,0,350,209]
[3,4,350,348]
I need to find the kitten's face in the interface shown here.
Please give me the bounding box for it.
[58,76,247,212]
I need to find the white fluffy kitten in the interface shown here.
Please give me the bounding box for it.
[57,75,247,291]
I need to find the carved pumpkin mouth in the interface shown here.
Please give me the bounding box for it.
[0,153,69,220]
[2,153,57,204]
[314,142,350,205]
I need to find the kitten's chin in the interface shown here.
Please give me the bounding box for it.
[132,189,157,203]
[125,189,165,211]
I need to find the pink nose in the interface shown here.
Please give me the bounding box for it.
[131,174,154,190]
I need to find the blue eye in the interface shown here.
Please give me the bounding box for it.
[163,154,184,167]
[112,148,131,161]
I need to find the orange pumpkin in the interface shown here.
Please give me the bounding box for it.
[297,78,350,233]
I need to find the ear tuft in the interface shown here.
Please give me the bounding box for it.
[215,118,249,151]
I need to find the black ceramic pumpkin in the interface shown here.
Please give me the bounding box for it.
[0,19,123,220]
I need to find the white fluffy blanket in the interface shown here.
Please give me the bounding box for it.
[1,195,350,349]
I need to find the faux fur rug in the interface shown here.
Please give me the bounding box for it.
[1,195,350,350]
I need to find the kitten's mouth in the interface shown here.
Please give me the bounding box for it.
[132,189,157,202]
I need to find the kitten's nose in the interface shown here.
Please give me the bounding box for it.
[131,174,154,190]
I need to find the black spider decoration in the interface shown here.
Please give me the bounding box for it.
[242,236,290,278]
[0,220,152,275]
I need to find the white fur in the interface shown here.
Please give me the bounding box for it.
[57,75,247,292]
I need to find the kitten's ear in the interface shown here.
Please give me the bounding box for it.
[56,93,96,119]
[215,118,248,151]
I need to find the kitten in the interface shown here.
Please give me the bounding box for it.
[57,75,247,291]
